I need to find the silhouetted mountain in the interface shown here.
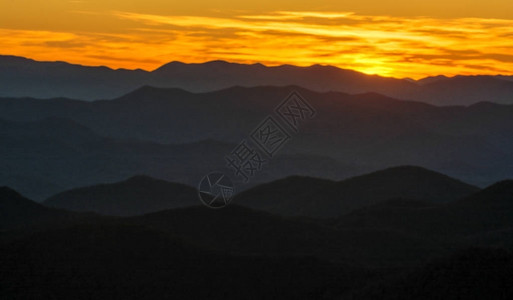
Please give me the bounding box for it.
[458,180,513,204]
[416,75,449,85]
[0,186,88,230]
[0,55,147,100]
[336,179,513,243]
[2,85,513,188]
[2,185,441,268]
[150,60,417,98]
[338,166,478,200]
[3,55,513,105]
[0,55,413,100]
[40,165,479,219]
[2,180,512,298]
[449,180,513,239]
[44,176,198,216]
[0,116,355,200]
[402,75,513,105]
[236,166,479,218]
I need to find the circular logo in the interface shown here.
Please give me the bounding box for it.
[198,172,235,208]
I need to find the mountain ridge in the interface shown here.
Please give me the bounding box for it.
[44,175,198,216]
[3,55,513,105]
[236,165,479,218]
[2,85,513,199]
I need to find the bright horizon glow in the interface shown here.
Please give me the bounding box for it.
[1,1,513,79]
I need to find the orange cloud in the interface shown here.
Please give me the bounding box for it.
[1,10,512,78]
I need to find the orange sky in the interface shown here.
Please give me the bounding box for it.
[1,0,513,78]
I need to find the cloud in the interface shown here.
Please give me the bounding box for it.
[1,10,512,78]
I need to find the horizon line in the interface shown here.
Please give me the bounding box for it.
[3,53,511,82]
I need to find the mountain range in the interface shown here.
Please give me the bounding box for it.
[236,166,479,218]
[39,165,477,217]
[2,46,513,300]
[0,114,357,201]
[2,55,513,105]
[44,175,198,216]
[336,180,513,244]
[2,53,512,299]
[3,172,513,265]
[1,85,512,200]
[1,172,512,299]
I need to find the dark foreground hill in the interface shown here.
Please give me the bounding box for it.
[336,180,513,244]
[1,183,513,299]
[3,185,442,268]
[44,176,198,216]
[130,205,441,268]
[458,180,513,204]
[355,248,513,300]
[0,223,368,300]
[236,166,479,218]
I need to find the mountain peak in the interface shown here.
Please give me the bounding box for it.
[44,177,197,216]
[0,186,23,199]
[486,180,513,191]
[237,166,478,218]
[0,186,71,230]
[463,180,513,203]
[204,59,231,65]
[154,59,236,73]
[351,165,451,180]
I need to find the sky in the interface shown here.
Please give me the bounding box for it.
[1,0,513,79]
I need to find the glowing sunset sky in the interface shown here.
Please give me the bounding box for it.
[1,0,513,78]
